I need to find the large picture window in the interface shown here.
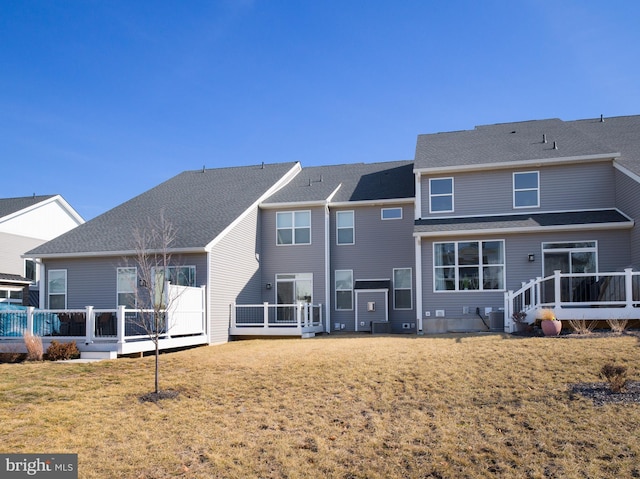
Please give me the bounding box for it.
[434,240,505,291]
[393,268,412,309]
[429,178,454,213]
[277,211,311,245]
[48,269,67,309]
[335,270,353,310]
[513,171,539,208]
[336,211,354,245]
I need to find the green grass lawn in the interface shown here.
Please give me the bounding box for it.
[1,333,639,478]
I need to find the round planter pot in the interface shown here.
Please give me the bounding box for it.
[541,319,562,336]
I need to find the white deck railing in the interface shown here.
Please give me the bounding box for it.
[230,302,324,335]
[0,304,206,343]
[505,268,640,332]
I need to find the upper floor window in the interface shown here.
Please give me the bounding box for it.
[335,270,353,310]
[393,268,413,309]
[434,240,505,292]
[336,211,354,245]
[429,178,454,213]
[24,259,36,283]
[48,269,67,309]
[277,211,311,245]
[381,207,402,220]
[513,171,539,208]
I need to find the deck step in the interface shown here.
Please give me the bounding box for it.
[81,351,118,360]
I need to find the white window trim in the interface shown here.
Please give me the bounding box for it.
[541,241,598,274]
[275,273,314,304]
[48,269,67,309]
[433,240,506,292]
[335,269,354,311]
[336,210,355,245]
[393,267,413,310]
[513,171,540,209]
[117,267,137,308]
[276,210,312,245]
[24,259,37,284]
[429,177,454,213]
[152,265,197,287]
[381,207,403,220]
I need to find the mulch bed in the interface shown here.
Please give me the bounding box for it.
[569,381,640,406]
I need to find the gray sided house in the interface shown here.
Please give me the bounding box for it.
[19,114,640,350]
[260,161,415,333]
[414,116,640,333]
[26,163,301,345]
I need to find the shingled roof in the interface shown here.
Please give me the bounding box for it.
[414,210,632,235]
[414,118,618,171]
[570,115,640,177]
[27,163,299,257]
[263,160,414,204]
[0,195,56,219]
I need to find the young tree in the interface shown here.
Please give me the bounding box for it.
[130,211,180,399]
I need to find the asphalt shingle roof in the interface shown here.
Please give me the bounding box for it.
[264,161,414,204]
[414,118,618,170]
[27,163,298,256]
[0,195,56,219]
[570,115,640,177]
[414,210,631,234]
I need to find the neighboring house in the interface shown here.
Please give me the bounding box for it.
[0,195,84,306]
[20,114,640,350]
[25,163,300,345]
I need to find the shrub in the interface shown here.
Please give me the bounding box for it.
[600,363,628,393]
[606,318,629,334]
[23,332,43,361]
[568,319,596,335]
[46,340,80,361]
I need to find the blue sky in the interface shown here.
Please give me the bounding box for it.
[2,1,639,220]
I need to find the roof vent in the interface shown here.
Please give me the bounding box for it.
[542,134,547,143]
[308,178,312,186]
[553,141,558,150]
[261,161,265,169]
[600,114,604,123]
[202,165,205,173]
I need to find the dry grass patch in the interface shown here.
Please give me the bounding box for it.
[1,333,640,478]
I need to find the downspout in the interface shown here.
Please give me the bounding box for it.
[38,261,46,308]
[415,236,423,334]
[414,171,421,220]
[324,202,331,333]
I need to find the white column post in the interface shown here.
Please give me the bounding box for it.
[624,268,634,309]
[85,306,94,343]
[117,305,126,344]
[263,302,269,328]
[26,306,35,336]
[553,270,562,314]
[504,291,512,333]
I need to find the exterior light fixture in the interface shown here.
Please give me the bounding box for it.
[528,254,535,262]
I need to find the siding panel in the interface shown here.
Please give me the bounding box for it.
[209,207,262,344]
[420,161,615,218]
[331,203,415,332]
[420,229,632,322]
[615,169,640,268]
[43,254,207,309]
